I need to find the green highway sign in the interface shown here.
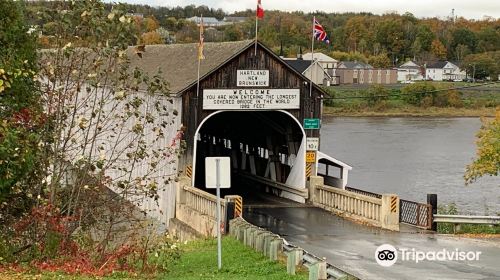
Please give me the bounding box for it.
[303,118,320,129]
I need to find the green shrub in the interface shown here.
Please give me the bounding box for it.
[401,82,437,106]
[365,85,389,106]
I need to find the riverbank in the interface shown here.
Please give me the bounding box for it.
[323,106,497,117]
[322,82,499,117]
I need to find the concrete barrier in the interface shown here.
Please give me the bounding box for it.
[309,176,399,231]
[229,217,359,280]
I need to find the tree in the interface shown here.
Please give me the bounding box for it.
[0,0,44,224]
[344,16,367,52]
[3,0,181,264]
[455,44,470,62]
[477,27,500,52]
[465,110,500,184]
[141,31,163,44]
[451,28,477,53]
[463,52,499,80]
[415,25,435,52]
[368,53,391,68]
[145,15,160,32]
[375,18,405,57]
[431,39,447,59]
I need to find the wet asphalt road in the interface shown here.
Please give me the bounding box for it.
[244,205,500,280]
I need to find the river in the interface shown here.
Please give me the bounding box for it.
[320,117,499,214]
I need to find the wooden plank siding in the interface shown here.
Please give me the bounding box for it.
[180,42,325,166]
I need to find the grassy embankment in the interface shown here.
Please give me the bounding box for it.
[323,81,499,117]
[0,237,307,280]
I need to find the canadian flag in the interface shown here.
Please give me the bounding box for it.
[256,0,264,19]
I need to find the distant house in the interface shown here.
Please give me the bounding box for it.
[425,61,465,81]
[224,17,247,23]
[334,61,397,85]
[284,59,333,86]
[396,61,424,82]
[302,52,338,69]
[186,16,227,27]
[186,16,247,27]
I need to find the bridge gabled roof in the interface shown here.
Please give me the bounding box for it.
[128,40,252,93]
[128,40,329,97]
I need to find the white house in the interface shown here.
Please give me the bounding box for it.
[396,61,423,82]
[302,52,338,69]
[284,58,333,86]
[426,61,466,81]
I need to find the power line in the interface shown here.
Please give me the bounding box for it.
[321,81,500,100]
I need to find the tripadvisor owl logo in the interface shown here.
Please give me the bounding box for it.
[375,244,398,267]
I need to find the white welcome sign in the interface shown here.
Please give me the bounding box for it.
[237,70,269,87]
[203,89,300,110]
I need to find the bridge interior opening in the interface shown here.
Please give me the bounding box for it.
[193,111,305,204]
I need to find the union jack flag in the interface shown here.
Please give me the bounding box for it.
[313,18,330,44]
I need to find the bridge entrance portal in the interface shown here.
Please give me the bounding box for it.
[192,110,306,202]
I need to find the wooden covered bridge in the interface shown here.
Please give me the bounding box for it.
[128,40,353,232]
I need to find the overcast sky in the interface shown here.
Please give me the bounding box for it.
[112,0,499,19]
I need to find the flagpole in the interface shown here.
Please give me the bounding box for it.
[255,15,258,56]
[196,15,202,98]
[309,16,315,99]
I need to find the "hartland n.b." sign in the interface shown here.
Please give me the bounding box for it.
[237,70,269,87]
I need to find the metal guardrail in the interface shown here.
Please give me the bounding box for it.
[237,172,309,198]
[283,241,355,280]
[433,214,500,225]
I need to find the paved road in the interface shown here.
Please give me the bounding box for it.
[244,205,500,280]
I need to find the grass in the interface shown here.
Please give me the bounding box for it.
[161,237,307,280]
[323,105,497,117]
[322,82,500,117]
[0,237,307,280]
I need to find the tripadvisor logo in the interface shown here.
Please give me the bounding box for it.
[375,244,482,267]
[375,244,397,267]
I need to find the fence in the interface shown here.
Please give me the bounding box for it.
[399,199,432,229]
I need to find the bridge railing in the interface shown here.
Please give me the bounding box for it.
[316,185,382,226]
[173,177,228,237]
[183,185,226,220]
[345,186,382,199]
[309,176,399,231]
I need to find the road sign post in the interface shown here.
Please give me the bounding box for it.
[205,157,231,270]
[215,159,222,270]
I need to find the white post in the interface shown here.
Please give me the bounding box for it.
[216,158,222,269]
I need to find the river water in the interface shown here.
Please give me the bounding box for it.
[320,117,499,215]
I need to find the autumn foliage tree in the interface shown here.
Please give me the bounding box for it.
[0,0,45,225]
[465,109,500,184]
[2,0,182,269]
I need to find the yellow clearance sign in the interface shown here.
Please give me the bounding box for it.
[306,151,316,163]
